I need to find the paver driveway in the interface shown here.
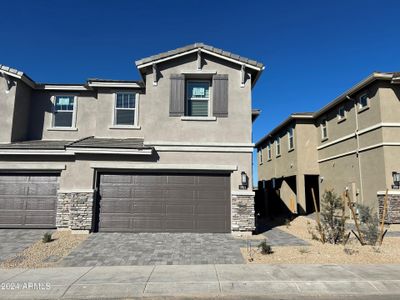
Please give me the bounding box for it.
[60,233,246,267]
[0,229,49,262]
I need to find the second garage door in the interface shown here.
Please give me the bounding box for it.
[98,173,231,233]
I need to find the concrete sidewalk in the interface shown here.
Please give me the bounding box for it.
[1,264,400,299]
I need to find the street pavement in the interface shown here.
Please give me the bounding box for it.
[1,264,400,299]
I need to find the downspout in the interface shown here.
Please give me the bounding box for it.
[346,95,364,204]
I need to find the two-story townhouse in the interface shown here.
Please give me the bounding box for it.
[0,43,264,233]
[256,72,400,221]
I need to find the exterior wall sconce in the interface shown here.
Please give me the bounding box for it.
[393,171,400,189]
[239,171,248,190]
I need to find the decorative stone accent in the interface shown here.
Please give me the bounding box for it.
[231,194,255,232]
[378,191,400,224]
[56,191,94,231]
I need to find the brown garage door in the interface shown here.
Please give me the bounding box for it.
[0,174,59,228]
[98,173,231,233]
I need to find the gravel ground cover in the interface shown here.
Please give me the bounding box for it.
[0,230,88,268]
[242,216,400,264]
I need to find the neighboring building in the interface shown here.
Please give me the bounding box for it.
[256,72,400,218]
[0,43,264,233]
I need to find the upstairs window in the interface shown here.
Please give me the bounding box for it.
[288,127,294,150]
[338,106,346,121]
[358,94,368,110]
[321,120,328,140]
[259,148,263,164]
[267,142,272,160]
[186,80,210,117]
[115,92,137,126]
[276,137,281,156]
[53,95,76,128]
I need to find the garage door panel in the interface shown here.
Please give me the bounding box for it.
[135,175,166,184]
[167,176,196,184]
[166,204,194,215]
[134,203,164,214]
[101,200,133,213]
[0,184,27,196]
[165,190,195,199]
[0,197,25,210]
[134,189,164,198]
[25,214,55,226]
[101,186,131,198]
[101,174,133,184]
[28,184,58,196]
[133,218,164,231]
[0,174,58,229]
[25,198,57,210]
[98,173,230,233]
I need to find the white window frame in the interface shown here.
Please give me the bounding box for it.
[51,95,78,129]
[276,137,281,157]
[337,106,346,121]
[358,93,369,111]
[267,142,272,160]
[321,119,328,140]
[185,80,211,117]
[259,148,263,164]
[288,127,294,151]
[112,92,139,128]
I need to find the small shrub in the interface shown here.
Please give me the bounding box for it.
[258,240,273,255]
[42,232,52,243]
[319,190,347,244]
[284,218,291,228]
[357,204,379,246]
[298,247,310,255]
[343,248,358,255]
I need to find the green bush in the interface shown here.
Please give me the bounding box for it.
[357,204,379,246]
[318,190,346,244]
[42,232,53,243]
[258,240,273,255]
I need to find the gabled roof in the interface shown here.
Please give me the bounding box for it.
[135,43,264,71]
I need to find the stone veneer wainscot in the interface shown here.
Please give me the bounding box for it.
[56,191,94,231]
[231,193,255,232]
[378,190,400,224]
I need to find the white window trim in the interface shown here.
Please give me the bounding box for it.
[50,95,78,130]
[321,119,328,141]
[288,127,294,151]
[259,148,263,164]
[267,142,271,161]
[112,92,139,128]
[337,105,346,122]
[275,137,281,157]
[358,93,370,113]
[185,79,212,117]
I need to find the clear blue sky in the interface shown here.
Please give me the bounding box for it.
[1,0,399,184]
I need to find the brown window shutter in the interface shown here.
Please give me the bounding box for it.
[169,74,185,116]
[212,74,228,117]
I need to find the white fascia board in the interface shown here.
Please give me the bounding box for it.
[91,162,238,171]
[0,163,66,170]
[0,150,74,156]
[137,48,262,71]
[0,69,36,88]
[154,146,254,153]
[37,85,89,91]
[68,147,153,155]
[145,141,255,147]
[88,82,142,88]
